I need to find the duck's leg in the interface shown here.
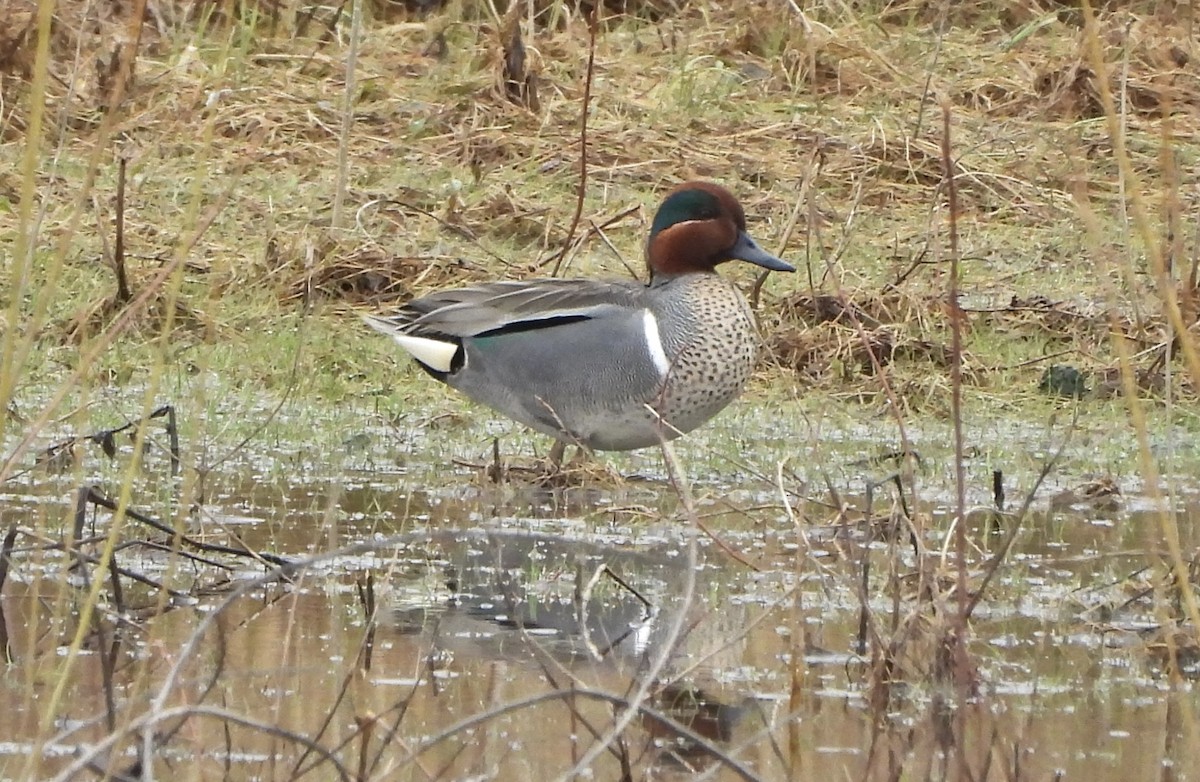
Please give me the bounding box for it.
[563,445,594,470]
[547,439,568,469]
[537,440,603,485]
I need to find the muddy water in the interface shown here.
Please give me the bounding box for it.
[2,450,1199,780]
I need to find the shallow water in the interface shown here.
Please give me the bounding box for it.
[2,403,1199,780]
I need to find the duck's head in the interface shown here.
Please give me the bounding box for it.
[646,181,795,278]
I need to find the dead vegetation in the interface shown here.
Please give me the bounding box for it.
[3,0,1198,406]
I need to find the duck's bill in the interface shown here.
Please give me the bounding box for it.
[730,231,795,272]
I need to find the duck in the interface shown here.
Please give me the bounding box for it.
[363,181,794,454]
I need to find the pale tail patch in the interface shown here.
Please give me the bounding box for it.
[363,315,459,373]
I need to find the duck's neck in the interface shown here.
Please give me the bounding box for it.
[649,268,718,286]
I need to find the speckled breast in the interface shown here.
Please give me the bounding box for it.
[651,275,760,437]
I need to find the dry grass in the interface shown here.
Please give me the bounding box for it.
[2,0,1198,406]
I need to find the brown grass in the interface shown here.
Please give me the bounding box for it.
[3,0,1197,404]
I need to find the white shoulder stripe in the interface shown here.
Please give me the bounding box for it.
[642,310,671,379]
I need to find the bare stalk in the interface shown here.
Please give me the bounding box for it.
[331,0,363,230]
[550,6,598,277]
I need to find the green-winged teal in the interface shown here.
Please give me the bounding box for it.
[363,181,794,451]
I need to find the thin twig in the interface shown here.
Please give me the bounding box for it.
[331,0,362,229]
[550,6,599,277]
[84,487,291,568]
[114,155,130,302]
[0,525,19,663]
[939,102,967,627]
